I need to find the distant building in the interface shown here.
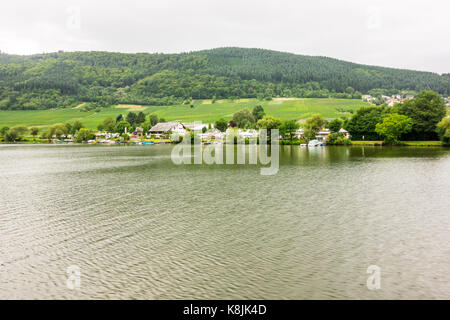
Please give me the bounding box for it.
[362,95,374,102]
[183,123,210,131]
[295,128,305,139]
[316,129,331,142]
[149,122,186,135]
[386,99,402,107]
[134,127,144,136]
[210,129,225,140]
[339,128,351,139]
[238,129,259,139]
[405,94,415,100]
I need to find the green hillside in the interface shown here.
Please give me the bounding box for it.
[0,47,448,111]
[0,98,369,129]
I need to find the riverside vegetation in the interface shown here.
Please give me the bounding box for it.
[1,90,448,146]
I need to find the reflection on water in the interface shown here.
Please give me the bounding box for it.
[0,144,449,299]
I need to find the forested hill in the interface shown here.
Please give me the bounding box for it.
[0,47,449,110]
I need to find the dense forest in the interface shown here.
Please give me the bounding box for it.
[0,47,449,110]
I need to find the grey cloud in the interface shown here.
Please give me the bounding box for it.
[0,0,449,73]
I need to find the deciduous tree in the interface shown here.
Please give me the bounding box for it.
[375,113,412,144]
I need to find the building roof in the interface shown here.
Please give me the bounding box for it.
[149,122,185,132]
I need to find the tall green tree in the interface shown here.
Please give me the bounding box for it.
[98,117,115,132]
[256,115,282,138]
[30,127,39,138]
[115,121,131,134]
[116,114,124,123]
[136,111,146,125]
[149,114,159,126]
[375,113,413,144]
[232,109,255,128]
[328,118,343,133]
[214,119,228,132]
[394,90,446,140]
[252,105,265,121]
[74,128,94,143]
[72,120,84,134]
[345,106,387,140]
[436,117,450,146]
[0,126,10,137]
[279,120,300,140]
[4,126,27,142]
[51,123,69,140]
[126,112,137,127]
[303,114,326,141]
[64,123,72,134]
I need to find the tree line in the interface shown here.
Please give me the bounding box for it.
[1,90,448,145]
[216,90,449,145]
[1,48,448,111]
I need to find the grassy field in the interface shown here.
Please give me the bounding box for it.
[0,98,370,130]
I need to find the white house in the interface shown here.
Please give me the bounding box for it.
[295,128,305,139]
[386,98,402,107]
[211,129,225,140]
[316,129,331,142]
[183,122,210,131]
[339,128,351,139]
[95,132,119,140]
[362,95,375,102]
[149,122,187,135]
[238,129,259,139]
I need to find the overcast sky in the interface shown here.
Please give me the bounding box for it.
[1,0,449,73]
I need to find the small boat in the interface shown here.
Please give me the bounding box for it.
[142,141,155,145]
[300,143,307,147]
[308,139,320,147]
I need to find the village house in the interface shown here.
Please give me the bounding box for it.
[148,122,187,137]
[95,132,119,140]
[316,129,331,142]
[210,129,225,140]
[339,128,351,139]
[238,129,259,139]
[295,128,305,139]
[444,97,450,109]
[386,98,402,107]
[182,122,210,131]
[134,127,144,137]
[362,95,375,102]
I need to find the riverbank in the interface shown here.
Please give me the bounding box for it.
[2,140,447,147]
[351,141,445,147]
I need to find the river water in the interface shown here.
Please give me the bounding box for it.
[0,144,449,299]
